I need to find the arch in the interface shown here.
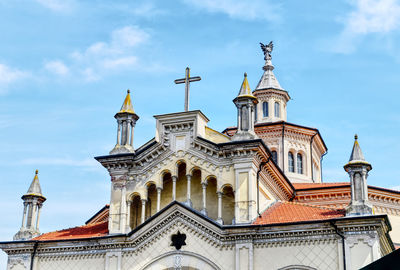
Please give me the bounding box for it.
[204,175,218,184]
[296,153,304,174]
[206,176,218,220]
[288,151,295,173]
[271,150,278,165]
[176,162,188,202]
[160,172,172,210]
[275,101,280,117]
[188,166,201,176]
[191,169,203,211]
[146,183,157,219]
[145,180,157,188]
[128,192,141,202]
[175,159,187,175]
[140,250,221,270]
[221,184,235,225]
[263,101,269,117]
[278,265,317,270]
[129,194,142,229]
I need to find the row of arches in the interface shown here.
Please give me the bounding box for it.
[127,162,235,230]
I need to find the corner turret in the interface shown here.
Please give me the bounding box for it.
[344,135,373,216]
[14,170,46,240]
[110,90,139,154]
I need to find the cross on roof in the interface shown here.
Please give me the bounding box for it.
[174,67,201,112]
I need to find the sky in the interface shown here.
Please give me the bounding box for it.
[1,0,400,267]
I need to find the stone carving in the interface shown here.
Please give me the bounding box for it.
[171,231,186,250]
[260,41,273,60]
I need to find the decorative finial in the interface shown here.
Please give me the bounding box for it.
[260,41,273,61]
[35,169,38,175]
[244,72,247,77]
[127,89,130,94]
[354,134,358,140]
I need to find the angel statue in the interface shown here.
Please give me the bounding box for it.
[260,41,273,60]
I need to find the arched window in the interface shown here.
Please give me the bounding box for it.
[263,102,268,117]
[297,153,303,174]
[274,102,280,117]
[288,152,294,172]
[272,151,278,164]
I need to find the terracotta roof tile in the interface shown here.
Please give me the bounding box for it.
[293,182,349,190]
[253,201,345,225]
[33,221,108,241]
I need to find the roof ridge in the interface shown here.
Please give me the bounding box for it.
[282,201,343,211]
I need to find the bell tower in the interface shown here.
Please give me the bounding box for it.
[14,170,46,240]
[344,135,373,216]
[232,73,258,141]
[110,90,139,155]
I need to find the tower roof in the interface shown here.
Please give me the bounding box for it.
[237,73,256,99]
[23,170,46,200]
[345,134,371,168]
[118,90,135,114]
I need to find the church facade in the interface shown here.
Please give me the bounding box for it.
[1,43,399,270]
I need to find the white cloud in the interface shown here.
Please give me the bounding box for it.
[35,0,75,12]
[182,0,281,22]
[329,0,400,53]
[0,63,28,93]
[392,185,400,191]
[69,25,150,80]
[44,60,69,76]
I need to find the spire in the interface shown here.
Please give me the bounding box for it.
[348,134,366,163]
[255,41,284,91]
[23,169,45,199]
[118,90,135,114]
[237,73,256,98]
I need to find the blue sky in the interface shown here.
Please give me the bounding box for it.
[1,0,400,267]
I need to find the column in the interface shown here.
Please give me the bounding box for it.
[35,205,42,230]
[121,121,127,145]
[141,199,146,224]
[350,171,355,202]
[172,176,177,201]
[217,191,223,224]
[362,170,368,202]
[120,186,127,232]
[130,121,134,146]
[201,182,208,215]
[21,202,28,229]
[156,187,162,212]
[126,201,132,232]
[30,202,38,229]
[116,120,121,145]
[186,174,192,207]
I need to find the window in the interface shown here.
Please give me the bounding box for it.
[288,152,294,172]
[274,102,280,117]
[272,151,278,164]
[263,102,268,117]
[297,153,303,174]
[254,104,258,122]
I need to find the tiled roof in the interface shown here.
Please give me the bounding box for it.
[293,182,349,190]
[33,221,108,241]
[253,201,345,225]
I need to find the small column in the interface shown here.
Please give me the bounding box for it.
[116,120,122,145]
[156,187,162,212]
[172,176,177,201]
[201,182,208,215]
[35,205,42,230]
[126,201,132,231]
[30,202,38,229]
[186,174,192,207]
[217,191,223,224]
[21,202,28,229]
[130,121,134,146]
[141,199,146,224]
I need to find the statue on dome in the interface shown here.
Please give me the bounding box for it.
[260,41,273,60]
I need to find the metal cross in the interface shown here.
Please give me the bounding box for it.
[174,67,201,112]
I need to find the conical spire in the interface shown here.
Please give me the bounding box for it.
[23,170,45,199]
[347,134,369,165]
[118,90,135,114]
[237,73,256,99]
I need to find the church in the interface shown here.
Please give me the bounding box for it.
[1,42,399,270]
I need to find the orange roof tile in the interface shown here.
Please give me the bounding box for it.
[33,221,108,241]
[293,182,349,190]
[253,201,345,225]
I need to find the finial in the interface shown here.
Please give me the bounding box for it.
[260,41,273,61]
[127,89,130,94]
[244,72,247,77]
[354,134,358,140]
[35,169,38,175]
